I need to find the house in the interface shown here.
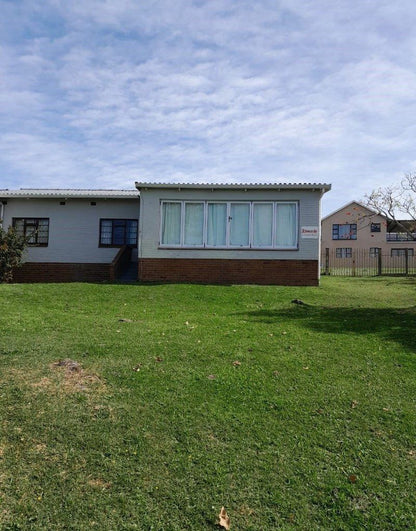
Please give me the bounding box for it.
[321,200,416,260]
[1,181,331,285]
[135,182,330,286]
[0,189,139,282]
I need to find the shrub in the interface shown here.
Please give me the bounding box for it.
[0,225,27,282]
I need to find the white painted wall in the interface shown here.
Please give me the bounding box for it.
[2,198,139,263]
[138,188,323,260]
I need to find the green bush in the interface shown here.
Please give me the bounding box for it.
[0,225,27,282]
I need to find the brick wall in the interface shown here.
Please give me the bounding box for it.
[12,262,112,283]
[138,258,319,286]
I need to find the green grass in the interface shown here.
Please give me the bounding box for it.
[0,277,415,530]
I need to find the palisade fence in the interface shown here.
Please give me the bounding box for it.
[321,248,416,277]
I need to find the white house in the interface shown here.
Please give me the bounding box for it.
[1,181,331,285]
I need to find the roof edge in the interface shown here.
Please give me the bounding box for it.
[135,181,331,192]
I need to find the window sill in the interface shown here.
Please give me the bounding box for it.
[158,245,299,251]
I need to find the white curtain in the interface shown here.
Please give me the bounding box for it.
[184,203,204,245]
[230,203,250,246]
[275,203,297,247]
[207,203,227,246]
[253,203,273,247]
[162,202,181,245]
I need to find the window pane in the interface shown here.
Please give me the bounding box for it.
[14,219,24,236]
[184,203,204,245]
[275,203,297,247]
[126,220,138,244]
[100,220,112,245]
[207,203,227,246]
[113,221,126,245]
[230,203,250,247]
[161,203,181,245]
[37,220,49,244]
[253,203,273,247]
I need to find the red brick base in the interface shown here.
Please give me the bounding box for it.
[138,258,319,286]
[12,262,112,283]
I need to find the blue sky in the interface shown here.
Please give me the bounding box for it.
[1,0,416,215]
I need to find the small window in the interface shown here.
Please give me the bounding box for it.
[336,247,352,258]
[12,218,49,246]
[99,219,138,247]
[391,248,414,257]
[369,247,380,258]
[332,224,357,240]
[371,223,381,232]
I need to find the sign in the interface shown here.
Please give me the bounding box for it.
[301,226,319,239]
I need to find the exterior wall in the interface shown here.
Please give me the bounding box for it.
[2,198,139,263]
[138,258,319,286]
[13,262,112,283]
[138,187,324,285]
[321,202,416,255]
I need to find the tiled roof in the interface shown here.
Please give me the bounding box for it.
[135,181,331,191]
[0,189,139,199]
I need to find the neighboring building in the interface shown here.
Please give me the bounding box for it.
[0,181,331,285]
[136,182,330,286]
[321,200,416,260]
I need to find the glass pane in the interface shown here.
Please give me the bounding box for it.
[253,203,273,247]
[113,221,126,245]
[100,220,112,245]
[161,203,181,245]
[275,203,297,247]
[126,221,138,244]
[14,219,24,236]
[184,203,204,246]
[230,203,250,247]
[207,203,227,246]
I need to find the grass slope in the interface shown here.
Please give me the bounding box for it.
[0,277,415,530]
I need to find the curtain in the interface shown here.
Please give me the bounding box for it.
[161,202,181,245]
[253,203,273,247]
[207,203,227,246]
[184,203,204,245]
[230,203,250,246]
[275,203,297,247]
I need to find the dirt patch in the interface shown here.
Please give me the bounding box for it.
[50,359,104,393]
[87,478,112,490]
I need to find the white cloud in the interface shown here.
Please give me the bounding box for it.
[1,0,416,215]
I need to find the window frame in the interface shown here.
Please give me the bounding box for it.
[369,247,380,258]
[159,200,299,250]
[12,217,49,247]
[99,218,138,248]
[335,247,352,258]
[370,223,381,233]
[332,223,357,240]
[391,248,414,257]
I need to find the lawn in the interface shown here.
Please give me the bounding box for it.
[0,277,415,530]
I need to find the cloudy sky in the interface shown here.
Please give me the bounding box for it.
[1,0,416,215]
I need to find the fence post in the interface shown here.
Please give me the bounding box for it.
[378,250,382,276]
[405,248,409,276]
[325,248,330,275]
[352,249,356,277]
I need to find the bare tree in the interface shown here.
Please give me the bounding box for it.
[366,173,416,239]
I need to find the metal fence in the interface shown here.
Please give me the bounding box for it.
[321,248,416,277]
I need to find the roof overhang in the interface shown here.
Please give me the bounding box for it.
[135,181,331,193]
[0,189,139,200]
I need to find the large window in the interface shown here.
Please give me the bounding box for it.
[332,224,357,240]
[160,201,298,249]
[13,218,49,246]
[100,219,138,247]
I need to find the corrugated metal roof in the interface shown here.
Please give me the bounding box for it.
[135,181,331,191]
[0,189,139,199]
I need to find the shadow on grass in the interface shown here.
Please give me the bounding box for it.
[239,305,416,353]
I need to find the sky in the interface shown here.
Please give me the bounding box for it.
[1,0,416,216]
